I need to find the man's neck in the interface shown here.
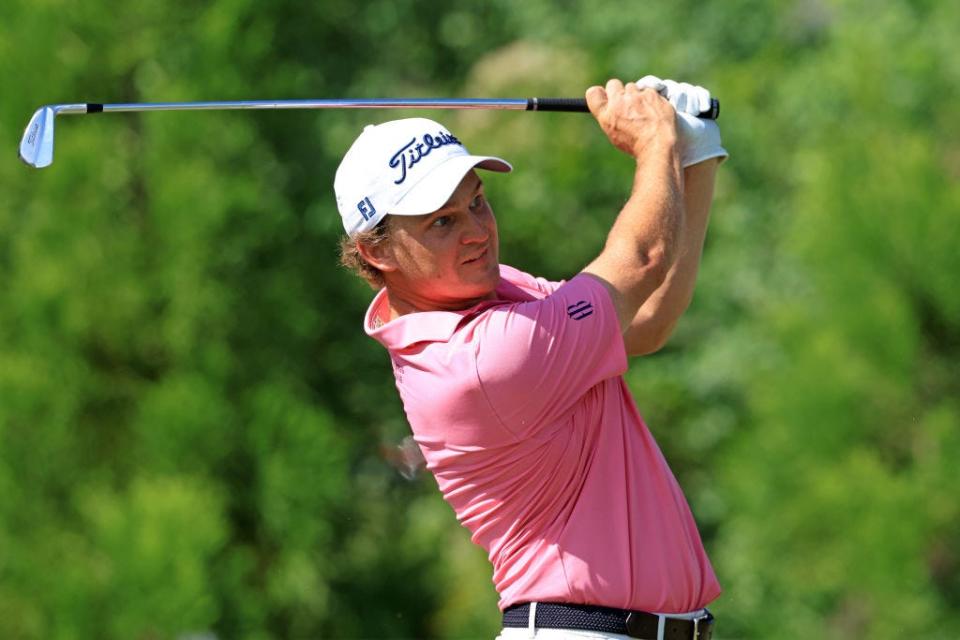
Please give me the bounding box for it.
[383,287,498,321]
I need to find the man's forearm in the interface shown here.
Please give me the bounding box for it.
[623,157,719,355]
[584,137,685,328]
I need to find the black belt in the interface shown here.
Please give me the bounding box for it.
[503,602,714,640]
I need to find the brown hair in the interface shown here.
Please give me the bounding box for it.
[338,217,392,289]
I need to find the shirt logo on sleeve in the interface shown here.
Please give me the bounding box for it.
[567,300,594,320]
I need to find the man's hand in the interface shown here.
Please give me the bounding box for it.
[635,76,713,116]
[635,75,729,168]
[585,79,678,159]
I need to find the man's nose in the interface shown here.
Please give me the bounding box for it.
[461,210,489,243]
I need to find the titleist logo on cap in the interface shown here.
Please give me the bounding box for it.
[389,131,462,184]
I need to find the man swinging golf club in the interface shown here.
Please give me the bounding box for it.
[335,75,728,640]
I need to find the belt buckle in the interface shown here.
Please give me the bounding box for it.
[692,610,713,640]
[624,612,641,637]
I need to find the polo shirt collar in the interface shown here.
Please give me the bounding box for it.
[364,287,477,349]
[364,276,533,350]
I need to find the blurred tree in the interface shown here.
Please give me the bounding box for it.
[710,1,960,637]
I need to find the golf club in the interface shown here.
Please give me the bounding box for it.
[18,96,720,169]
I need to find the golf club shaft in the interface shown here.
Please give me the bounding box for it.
[50,97,720,118]
[20,96,721,168]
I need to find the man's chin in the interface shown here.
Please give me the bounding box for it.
[458,271,500,302]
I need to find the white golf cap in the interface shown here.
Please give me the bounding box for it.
[334,118,512,236]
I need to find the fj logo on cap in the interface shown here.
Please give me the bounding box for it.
[357,197,377,221]
[389,131,462,185]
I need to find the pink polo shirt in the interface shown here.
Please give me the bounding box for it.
[365,265,721,613]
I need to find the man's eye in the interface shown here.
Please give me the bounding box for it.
[470,194,484,209]
[432,216,451,227]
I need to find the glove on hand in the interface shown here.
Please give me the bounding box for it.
[636,75,729,167]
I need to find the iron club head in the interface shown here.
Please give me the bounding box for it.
[19,106,56,168]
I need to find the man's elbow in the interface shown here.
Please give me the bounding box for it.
[620,240,674,301]
[642,247,673,291]
[625,323,675,356]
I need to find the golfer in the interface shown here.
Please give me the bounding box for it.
[335,76,727,640]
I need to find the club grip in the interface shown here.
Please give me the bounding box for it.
[527,98,590,112]
[528,97,720,120]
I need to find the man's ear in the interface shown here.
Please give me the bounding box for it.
[356,237,397,273]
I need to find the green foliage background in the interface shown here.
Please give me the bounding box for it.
[1,0,958,637]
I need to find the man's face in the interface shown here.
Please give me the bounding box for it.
[376,170,500,311]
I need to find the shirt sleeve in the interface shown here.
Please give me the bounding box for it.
[497,263,564,297]
[474,273,628,438]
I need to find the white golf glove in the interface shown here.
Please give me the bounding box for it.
[636,75,728,167]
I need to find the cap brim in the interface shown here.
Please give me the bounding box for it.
[390,155,512,216]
